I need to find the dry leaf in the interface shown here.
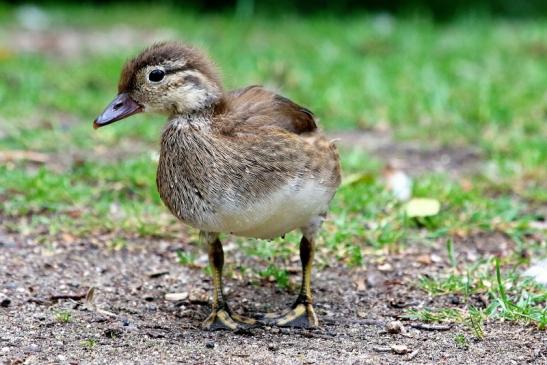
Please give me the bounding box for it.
[416,255,432,265]
[353,276,366,291]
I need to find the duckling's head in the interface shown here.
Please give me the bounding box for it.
[94,42,222,128]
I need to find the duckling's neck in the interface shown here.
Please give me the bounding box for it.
[165,96,226,130]
[164,111,212,133]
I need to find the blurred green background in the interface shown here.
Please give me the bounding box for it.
[0,1,545,327]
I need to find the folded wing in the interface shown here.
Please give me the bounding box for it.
[224,85,317,134]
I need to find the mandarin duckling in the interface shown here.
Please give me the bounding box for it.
[93,42,341,330]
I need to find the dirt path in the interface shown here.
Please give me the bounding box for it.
[1,230,545,365]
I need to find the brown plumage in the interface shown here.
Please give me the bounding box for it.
[94,41,341,330]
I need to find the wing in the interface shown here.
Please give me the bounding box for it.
[224,85,317,134]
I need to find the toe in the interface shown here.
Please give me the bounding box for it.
[202,309,239,331]
[276,304,318,328]
[202,309,257,331]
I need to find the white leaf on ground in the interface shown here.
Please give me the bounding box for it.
[384,168,412,201]
[391,344,411,354]
[405,198,441,217]
[524,259,547,285]
[165,292,188,301]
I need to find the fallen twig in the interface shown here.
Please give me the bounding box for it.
[148,270,170,278]
[372,346,392,352]
[50,292,87,301]
[410,323,452,331]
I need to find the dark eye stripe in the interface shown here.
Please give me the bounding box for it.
[183,75,201,85]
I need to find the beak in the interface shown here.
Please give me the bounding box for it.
[93,93,143,129]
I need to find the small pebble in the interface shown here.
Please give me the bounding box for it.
[391,344,410,355]
[0,294,11,307]
[32,313,47,321]
[189,289,208,304]
[385,320,404,334]
[267,344,278,351]
[205,341,215,349]
[24,344,40,353]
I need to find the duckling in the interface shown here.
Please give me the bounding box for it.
[93,42,341,330]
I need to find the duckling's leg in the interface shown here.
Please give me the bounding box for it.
[274,234,319,328]
[260,217,321,328]
[201,232,255,331]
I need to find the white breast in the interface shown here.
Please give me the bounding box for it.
[206,178,334,239]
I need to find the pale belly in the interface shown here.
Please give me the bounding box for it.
[200,179,334,239]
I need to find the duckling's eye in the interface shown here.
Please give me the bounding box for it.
[148,69,165,82]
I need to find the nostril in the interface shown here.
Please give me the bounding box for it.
[113,102,123,110]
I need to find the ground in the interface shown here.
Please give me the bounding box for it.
[1,217,545,364]
[0,4,546,365]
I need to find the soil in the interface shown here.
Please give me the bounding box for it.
[1,227,545,365]
[331,130,482,177]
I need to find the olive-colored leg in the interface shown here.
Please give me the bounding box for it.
[261,235,318,328]
[201,232,255,331]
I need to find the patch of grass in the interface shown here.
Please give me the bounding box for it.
[487,258,546,329]
[54,309,72,323]
[239,234,298,261]
[420,274,469,296]
[259,264,291,289]
[405,307,464,323]
[454,333,469,349]
[80,338,97,350]
[417,255,546,329]
[176,250,197,267]
[466,306,486,340]
[108,237,128,251]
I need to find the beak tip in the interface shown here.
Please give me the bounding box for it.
[92,93,142,130]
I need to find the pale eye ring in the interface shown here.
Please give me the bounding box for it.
[148,69,165,82]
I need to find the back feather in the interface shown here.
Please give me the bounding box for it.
[223,85,317,134]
